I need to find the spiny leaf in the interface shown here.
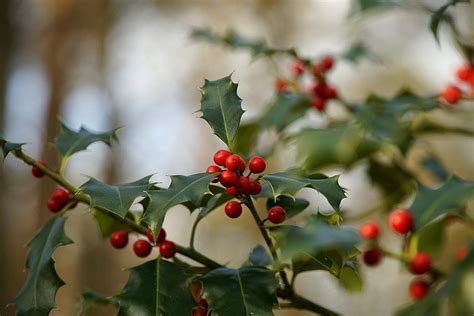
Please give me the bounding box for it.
[80,291,118,315]
[11,217,73,316]
[200,266,278,316]
[233,122,260,159]
[430,0,467,43]
[143,173,214,237]
[53,122,118,159]
[0,134,25,159]
[409,177,474,230]
[81,176,154,218]
[198,75,245,149]
[260,93,311,132]
[247,245,273,267]
[116,258,195,316]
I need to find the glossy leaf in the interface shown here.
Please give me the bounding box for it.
[233,122,260,158]
[338,259,363,292]
[143,173,213,237]
[116,258,195,315]
[11,217,73,316]
[260,94,311,132]
[267,196,309,219]
[200,266,278,316]
[248,245,273,266]
[81,176,154,218]
[0,134,24,159]
[93,211,134,238]
[410,220,445,257]
[198,75,245,149]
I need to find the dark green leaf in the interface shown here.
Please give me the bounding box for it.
[248,245,273,266]
[430,0,467,43]
[409,177,474,229]
[11,217,73,316]
[53,122,117,159]
[233,122,260,159]
[338,259,363,293]
[93,211,134,238]
[81,176,154,218]
[116,258,196,316]
[0,134,25,159]
[197,192,233,220]
[422,156,449,182]
[411,220,445,257]
[198,75,245,149]
[260,94,311,132]
[80,291,117,315]
[341,42,379,62]
[354,0,399,13]
[267,196,309,219]
[200,266,278,316]
[143,173,214,237]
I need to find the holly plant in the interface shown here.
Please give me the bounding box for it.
[3,1,474,315]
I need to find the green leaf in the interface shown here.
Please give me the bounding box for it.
[53,122,117,159]
[233,122,260,159]
[274,219,360,260]
[410,220,445,257]
[93,211,134,238]
[422,156,449,182]
[0,134,25,159]
[116,258,196,316]
[80,291,117,315]
[338,259,363,293]
[260,93,311,132]
[248,245,273,266]
[354,0,399,13]
[429,0,467,43]
[11,217,73,316]
[81,176,154,218]
[262,171,346,211]
[200,266,278,316]
[197,192,233,220]
[198,75,245,149]
[409,177,474,230]
[341,42,379,62]
[143,173,214,237]
[267,196,309,219]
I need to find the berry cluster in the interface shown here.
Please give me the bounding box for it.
[274,56,338,112]
[440,63,474,105]
[110,228,177,259]
[47,188,76,213]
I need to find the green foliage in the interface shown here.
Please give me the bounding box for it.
[430,0,468,43]
[0,134,24,159]
[81,176,154,218]
[116,258,196,315]
[80,291,117,315]
[198,75,245,149]
[200,266,278,315]
[267,196,309,219]
[260,94,311,132]
[411,220,446,257]
[233,122,260,158]
[354,0,400,13]
[341,42,379,62]
[11,217,73,316]
[93,211,135,238]
[247,245,273,266]
[197,191,233,220]
[422,156,449,182]
[143,173,214,237]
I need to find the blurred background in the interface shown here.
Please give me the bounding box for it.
[0,0,473,315]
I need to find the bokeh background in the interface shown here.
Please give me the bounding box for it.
[0,0,473,315]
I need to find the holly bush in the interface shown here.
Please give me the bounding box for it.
[2,1,474,315]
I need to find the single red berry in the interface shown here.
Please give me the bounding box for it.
[311,98,326,111]
[51,188,71,207]
[146,228,166,245]
[32,160,47,178]
[320,56,335,72]
[409,279,429,300]
[311,82,326,95]
[268,206,286,224]
[206,165,221,173]
[219,170,238,187]
[238,176,252,194]
[198,298,208,308]
[456,64,472,82]
[192,307,208,316]
[213,149,231,166]
[110,230,128,249]
[456,246,469,262]
[292,60,305,76]
[133,239,152,258]
[410,252,432,275]
[249,156,266,174]
[159,240,177,258]
[388,209,413,235]
[47,198,62,213]
[249,182,262,195]
[225,154,245,173]
[360,221,380,240]
[441,85,461,104]
[226,186,240,196]
[225,201,242,219]
[275,78,288,92]
[362,249,382,266]
[323,86,337,99]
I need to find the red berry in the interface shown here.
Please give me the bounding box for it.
[323,86,337,99]
[146,228,166,245]
[456,64,472,82]
[456,246,469,262]
[409,279,429,300]
[410,252,432,275]
[47,198,62,213]
[275,78,288,92]
[311,82,326,95]
[159,240,177,258]
[312,65,322,77]
[199,298,208,308]
[359,221,380,240]
[206,165,221,173]
[219,170,238,187]
[133,240,152,258]
[249,156,266,174]
[249,182,262,195]
[268,206,286,224]
[441,85,461,104]
[213,150,231,166]
[224,201,242,219]
[292,60,305,76]
[226,186,240,196]
[388,209,413,235]
[320,56,335,72]
[311,98,326,111]
[51,188,71,207]
[362,249,382,266]
[225,154,245,173]
[32,160,46,178]
[192,307,208,316]
[110,230,128,249]
[239,176,252,194]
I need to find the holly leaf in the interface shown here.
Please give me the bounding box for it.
[409,177,474,229]
[430,0,467,43]
[116,258,196,315]
[200,266,278,316]
[262,171,346,211]
[80,291,117,315]
[0,134,25,159]
[233,122,260,159]
[11,217,73,316]
[92,211,135,238]
[53,122,118,159]
[247,245,273,266]
[354,0,399,13]
[338,259,363,293]
[422,156,449,182]
[197,192,233,220]
[341,42,379,62]
[267,196,309,219]
[410,220,445,257]
[198,75,245,149]
[143,173,214,237]
[80,176,154,218]
[260,94,311,132]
